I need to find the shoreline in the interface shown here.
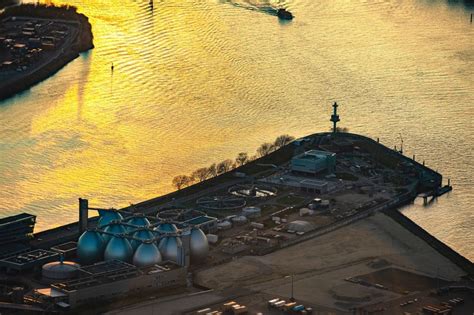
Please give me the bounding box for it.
[30,132,473,274]
[0,4,93,101]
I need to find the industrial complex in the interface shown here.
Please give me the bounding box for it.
[0,104,472,314]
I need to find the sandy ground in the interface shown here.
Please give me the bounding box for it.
[195,212,466,311]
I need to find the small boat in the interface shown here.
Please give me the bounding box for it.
[277,8,293,20]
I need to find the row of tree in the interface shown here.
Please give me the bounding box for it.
[171,134,295,190]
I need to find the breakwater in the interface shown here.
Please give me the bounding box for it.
[0,4,93,101]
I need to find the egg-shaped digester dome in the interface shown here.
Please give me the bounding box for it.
[158,236,182,263]
[126,215,150,231]
[130,229,155,250]
[104,236,133,263]
[189,228,209,264]
[77,230,105,265]
[133,242,162,267]
[102,222,127,243]
[98,211,124,228]
[155,222,178,234]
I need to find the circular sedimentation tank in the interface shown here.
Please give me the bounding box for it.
[104,235,133,263]
[133,241,162,267]
[130,229,155,250]
[189,228,209,264]
[158,236,182,262]
[98,211,124,228]
[77,230,105,265]
[42,261,80,280]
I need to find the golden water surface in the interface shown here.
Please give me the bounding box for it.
[0,0,473,259]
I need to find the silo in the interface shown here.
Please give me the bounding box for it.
[133,241,162,267]
[130,229,155,250]
[102,221,127,243]
[104,235,133,263]
[158,236,182,263]
[189,228,209,264]
[98,211,124,228]
[77,230,105,265]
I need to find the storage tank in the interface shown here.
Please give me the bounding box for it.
[158,236,182,262]
[133,241,162,267]
[231,215,248,225]
[242,206,261,219]
[217,220,232,230]
[42,261,80,280]
[98,211,124,228]
[104,236,133,263]
[77,230,105,265]
[155,222,178,233]
[189,228,209,264]
[126,215,151,231]
[102,221,127,243]
[130,229,155,250]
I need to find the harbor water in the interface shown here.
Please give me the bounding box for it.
[0,0,472,260]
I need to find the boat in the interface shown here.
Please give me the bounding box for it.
[277,8,293,20]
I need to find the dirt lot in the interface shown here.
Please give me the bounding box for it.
[195,212,466,311]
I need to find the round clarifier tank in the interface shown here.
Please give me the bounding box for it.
[102,221,127,243]
[133,241,162,267]
[98,211,124,228]
[130,229,155,250]
[189,228,209,264]
[104,235,133,263]
[77,230,105,265]
[42,261,80,280]
[158,236,181,262]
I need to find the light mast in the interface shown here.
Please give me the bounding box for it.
[330,102,340,134]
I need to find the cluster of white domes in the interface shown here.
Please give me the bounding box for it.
[77,212,208,268]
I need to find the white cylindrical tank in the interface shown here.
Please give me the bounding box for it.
[130,229,155,250]
[133,242,162,267]
[217,220,232,230]
[102,222,127,243]
[231,215,248,225]
[158,236,182,263]
[242,206,261,219]
[42,261,80,280]
[104,236,133,263]
[98,211,124,228]
[189,228,209,264]
[77,230,105,265]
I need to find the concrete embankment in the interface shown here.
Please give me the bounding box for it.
[0,4,94,101]
[382,208,474,277]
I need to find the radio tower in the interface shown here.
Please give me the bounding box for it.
[330,102,340,134]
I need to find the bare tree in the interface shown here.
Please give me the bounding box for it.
[274,134,295,149]
[207,163,218,178]
[172,175,192,190]
[257,142,275,157]
[192,167,209,182]
[217,159,234,175]
[235,152,249,167]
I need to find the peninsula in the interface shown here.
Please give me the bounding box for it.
[0,105,472,314]
[0,4,93,101]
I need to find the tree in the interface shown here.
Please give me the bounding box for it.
[192,167,209,182]
[172,175,192,190]
[274,134,295,149]
[217,159,234,175]
[207,163,218,178]
[257,142,275,157]
[235,152,249,167]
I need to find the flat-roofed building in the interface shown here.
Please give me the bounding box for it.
[290,150,336,175]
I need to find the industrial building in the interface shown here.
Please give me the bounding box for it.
[290,150,336,175]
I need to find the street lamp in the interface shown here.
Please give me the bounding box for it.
[284,275,295,301]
